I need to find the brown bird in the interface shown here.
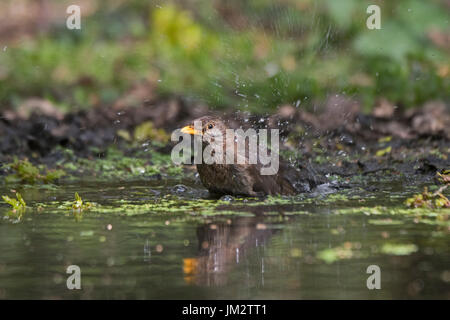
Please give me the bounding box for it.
[181,116,325,196]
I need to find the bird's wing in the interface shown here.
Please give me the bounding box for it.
[251,157,326,195]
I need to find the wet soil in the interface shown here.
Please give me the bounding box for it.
[0,97,448,184]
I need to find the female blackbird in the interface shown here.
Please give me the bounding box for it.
[181,116,323,196]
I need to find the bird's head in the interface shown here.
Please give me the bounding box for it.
[181,116,228,145]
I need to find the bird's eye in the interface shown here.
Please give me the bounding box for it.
[207,124,213,129]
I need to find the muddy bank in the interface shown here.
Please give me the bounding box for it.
[0,96,449,182]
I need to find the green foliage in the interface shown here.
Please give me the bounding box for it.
[376,146,392,157]
[151,5,204,52]
[2,192,27,212]
[405,186,450,209]
[117,121,170,143]
[436,170,450,184]
[133,121,170,142]
[3,158,66,184]
[0,0,448,112]
[72,192,94,211]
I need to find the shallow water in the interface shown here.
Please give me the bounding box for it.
[0,179,448,299]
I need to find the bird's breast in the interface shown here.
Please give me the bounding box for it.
[196,163,256,196]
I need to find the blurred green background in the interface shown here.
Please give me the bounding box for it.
[0,0,448,113]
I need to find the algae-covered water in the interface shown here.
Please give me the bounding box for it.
[0,179,448,299]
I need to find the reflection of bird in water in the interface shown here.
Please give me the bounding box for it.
[181,116,326,196]
[183,217,276,286]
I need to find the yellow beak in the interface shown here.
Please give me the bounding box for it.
[181,125,201,135]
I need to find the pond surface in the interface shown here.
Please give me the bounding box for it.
[0,179,448,299]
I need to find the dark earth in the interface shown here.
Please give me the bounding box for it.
[1,95,449,186]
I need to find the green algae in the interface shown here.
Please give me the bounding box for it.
[3,173,449,230]
[33,196,242,217]
[368,219,404,225]
[334,205,449,228]
[316,242,366,264]
[247,195,313,206]
[381,243,419,256]
[282,210,311,215]
[317,241,421,264]
[335,205,449,216]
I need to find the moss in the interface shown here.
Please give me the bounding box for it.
[63,147,184,180]
[166,166,183,176]
[3,158,66,184]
